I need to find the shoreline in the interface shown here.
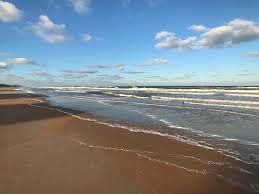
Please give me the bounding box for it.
[0,88,258,193]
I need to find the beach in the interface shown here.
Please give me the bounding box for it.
[0,88,257,194]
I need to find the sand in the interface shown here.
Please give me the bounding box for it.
[0,89,256,194]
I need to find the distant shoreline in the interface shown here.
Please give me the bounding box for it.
[0,84,20,88]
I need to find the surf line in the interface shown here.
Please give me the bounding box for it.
[28,103,216,151]
[71,138,207,175]
[72,138,256,192]
[64,96,259,118]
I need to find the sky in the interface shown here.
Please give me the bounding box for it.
[0,0,259,87]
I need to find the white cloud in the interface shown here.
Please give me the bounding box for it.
[156,19,259,50]
[81,33,93,41]
[0,57,35,69]
[195,25,233,48]
[69,0,91,14]
[0,1,23,22]
[242,51,259,58]
[0,61,8,68]
[197,19,259,48]
[155,31,196,50]
[29,15,69,43]
[189,25,209,32]
[155,31,174,40]
[7,57,35,65]
[149,57,169,64]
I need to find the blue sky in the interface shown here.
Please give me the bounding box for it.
[0,0,259,86]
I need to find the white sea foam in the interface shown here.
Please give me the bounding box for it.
[67,96,259,117]
[72,138,208,175]
[185,101,259,111]
[226,93,259,98]
[136,153,207,174]
[32,98,44,103]
[104,92,149,99]
[38,86,259,94]
[152,96,259,105]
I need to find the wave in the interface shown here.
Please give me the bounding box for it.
[103,92,151,99]
[134,110,259,146]
[152,96,259,106]
[226,93,259,98]
[38,86,259,94]
[67,96,259,117]
[185,101,259,111]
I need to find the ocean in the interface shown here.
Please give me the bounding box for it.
[29,86,259,165]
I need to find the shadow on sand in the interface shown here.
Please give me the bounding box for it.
[0,93,45,100]
[0,92,83,125]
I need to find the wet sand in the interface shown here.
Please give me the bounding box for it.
[0,89,257,194]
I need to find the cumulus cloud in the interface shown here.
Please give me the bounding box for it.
[68,0,91,14]
[81,33,93,41]
[155,19,259,50]
[189,25,209,32]
[155,31,174,40]
[29,15,69,43]
[242,51,259,58]
[155,31,196,50]
[0,1,23,22]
